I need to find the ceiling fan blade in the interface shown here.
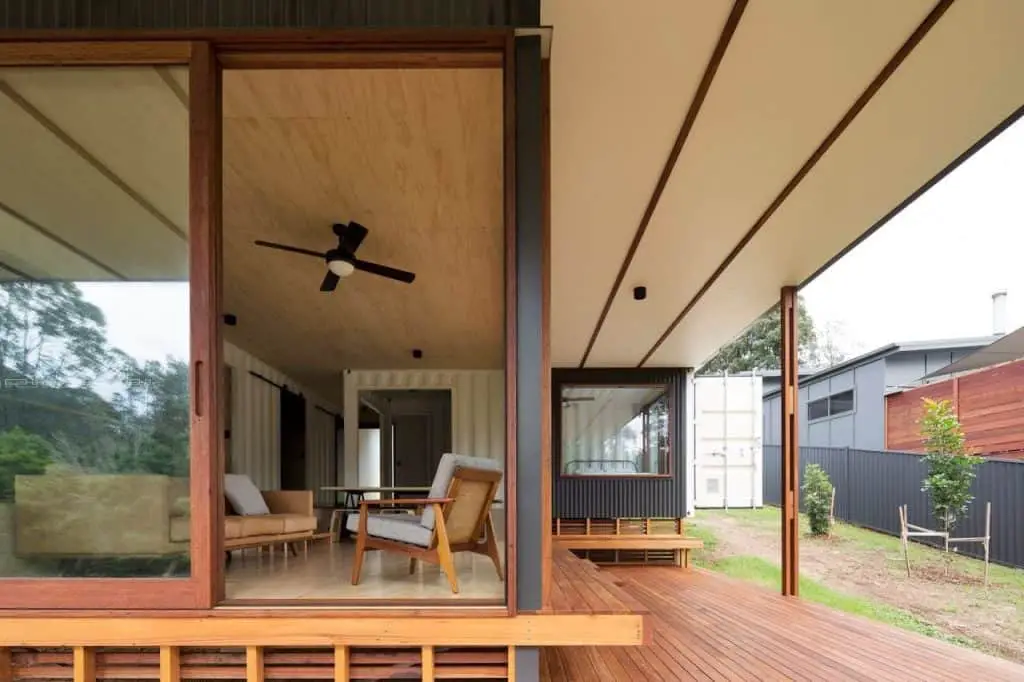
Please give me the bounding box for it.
[335,222,369,253]
[352,258,416,284]
[319,271,340,292]
[254,240,325,259]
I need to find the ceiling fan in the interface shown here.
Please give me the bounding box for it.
[254,222,416,292]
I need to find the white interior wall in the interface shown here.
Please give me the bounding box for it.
[224,341,340,497]
[358,428,382,490]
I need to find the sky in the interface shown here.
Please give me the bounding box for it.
[79,282,190,364]
[801,116,1024,357]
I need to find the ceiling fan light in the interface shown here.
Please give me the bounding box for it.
[327,259,355,277]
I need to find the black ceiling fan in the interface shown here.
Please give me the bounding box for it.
[254,222,416,292]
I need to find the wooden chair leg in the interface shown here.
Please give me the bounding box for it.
[484,514,503,581]
[434,511,459,594]
[351,508,368,585]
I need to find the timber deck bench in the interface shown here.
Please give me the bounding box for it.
[552,517,704,568]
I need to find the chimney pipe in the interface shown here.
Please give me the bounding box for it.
[992,290,1007,336]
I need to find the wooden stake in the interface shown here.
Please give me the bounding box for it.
[899,505,911,578]
[828,487,836,537]
[984,501,991,588]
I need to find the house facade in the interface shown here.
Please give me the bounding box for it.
[763,337,995,449]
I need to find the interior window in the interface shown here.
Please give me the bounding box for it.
[561,385,671,476]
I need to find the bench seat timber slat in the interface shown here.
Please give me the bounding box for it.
[552,517,704,567]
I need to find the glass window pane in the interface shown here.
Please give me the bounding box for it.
[829,390,855,416]
[561,386,670,475]
[0,66,189,578]
[807,397,829,421]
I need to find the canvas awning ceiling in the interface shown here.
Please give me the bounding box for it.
[544,0,1024,369]
[921,326,1024,379]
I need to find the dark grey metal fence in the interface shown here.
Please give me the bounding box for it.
[763,445,1024,568]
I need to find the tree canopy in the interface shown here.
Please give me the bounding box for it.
[700,295,825,374]
[0,281,189,499]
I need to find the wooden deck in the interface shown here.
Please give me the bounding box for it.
[542,565,1024,681]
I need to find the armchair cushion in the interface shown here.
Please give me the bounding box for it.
[421,453,502,530]
[224,474,270,516]
[347,511,432,547]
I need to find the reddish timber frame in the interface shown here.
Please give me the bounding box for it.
[780,285,800,596]
[0,30,520,615]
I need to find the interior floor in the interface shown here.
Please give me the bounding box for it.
[224,539,506,602]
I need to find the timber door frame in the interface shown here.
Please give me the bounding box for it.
[0,31,518,614]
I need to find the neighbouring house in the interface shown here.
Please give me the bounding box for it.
[762,335,997,450]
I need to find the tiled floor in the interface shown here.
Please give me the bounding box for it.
[224,539,505,602]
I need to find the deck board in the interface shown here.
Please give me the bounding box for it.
[543,565,1024,681]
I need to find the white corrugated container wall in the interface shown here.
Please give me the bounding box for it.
[342,369,506,486]
[693,373,764,509]
[224,341,340,497]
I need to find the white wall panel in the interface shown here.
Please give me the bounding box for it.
[224,341,340,496]
[343,370,505,486]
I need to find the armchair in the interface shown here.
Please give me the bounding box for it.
[348,453,503,593]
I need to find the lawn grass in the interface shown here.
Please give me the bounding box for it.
[688,514,985,649]
[696,506,1024,593]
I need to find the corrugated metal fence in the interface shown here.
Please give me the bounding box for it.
[763,445,1024,568]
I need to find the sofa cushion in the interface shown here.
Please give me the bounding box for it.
[169,517,190,543]
[279,514,317,534]
[224,474,270,516]
[347,512,432,547]
[421,453,503,530]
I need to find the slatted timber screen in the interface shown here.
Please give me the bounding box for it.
[2,645,512,680]
[553,517,684,566]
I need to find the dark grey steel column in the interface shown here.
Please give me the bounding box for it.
[515,32,543,682]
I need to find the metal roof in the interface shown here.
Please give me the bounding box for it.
[920,326,1024,379]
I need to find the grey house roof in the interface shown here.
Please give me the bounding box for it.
[761,335,999,399]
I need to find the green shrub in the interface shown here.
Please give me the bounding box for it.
[0,427,52,501]
[802,464,834,536]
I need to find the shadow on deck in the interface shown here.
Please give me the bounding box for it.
[543,564,1023,681]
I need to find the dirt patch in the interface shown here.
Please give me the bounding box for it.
[694,510,1024,664]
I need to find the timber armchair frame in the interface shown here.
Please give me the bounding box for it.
[348,454,504,594]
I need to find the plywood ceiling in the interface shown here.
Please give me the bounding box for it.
[0,65,503,401]
[544,0,1024,369]
[222,69,504,395]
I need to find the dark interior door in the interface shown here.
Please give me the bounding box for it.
[387,390,452,488]
[393,413,433,487]
[279,388,307,490]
